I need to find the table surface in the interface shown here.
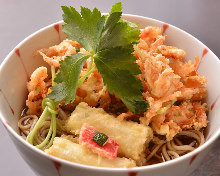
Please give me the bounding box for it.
[0,0,220,175]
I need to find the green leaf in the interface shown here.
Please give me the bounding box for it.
[94,47,148,113]
[62,6,105,54]
[96,46,140,75]
[92,132,108,146]
[98,10,140,51]
[52,3,148,113]
[110,2,122,14]
[48,53,90,103]
[123,98,149,114]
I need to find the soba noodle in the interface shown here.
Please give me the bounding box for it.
[19,107,66,147]
[146,130,205,163]
[18,115,38,136]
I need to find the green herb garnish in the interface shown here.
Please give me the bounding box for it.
[26,98,57,149]
[75,47,80,53]
[92,132,109,146]
[157,98,177,114]
[48,2,149,114]
[186,99,191,104]
[176,112,181,116]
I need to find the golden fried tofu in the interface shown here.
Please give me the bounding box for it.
[45,137,136,168]
[65,102,153,165]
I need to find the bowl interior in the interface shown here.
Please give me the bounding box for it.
[0,14,220,164]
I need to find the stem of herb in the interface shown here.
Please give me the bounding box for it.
[51,66,56,86]
[26,98,58,149]
[157,98,177,114]
[87,57,94,71]
[77,57,97,88]
[35,120,53,149]
[26,107,50,145]
[45,113,57,149]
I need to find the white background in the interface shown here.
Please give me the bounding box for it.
[0,0,220,175]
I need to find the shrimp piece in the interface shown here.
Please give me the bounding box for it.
[169,58,196,78]
[150,101,207,140]
[140,26,162,43]
[137,39,150,51]
[191,102,208,130]
[143,55,183,98]
[154,53,170,65]
[140,91,182,125]
[26,67,48,115]
[26,100,42,116]
[158,45,186,60]
[134,45,149,77]
[143,54,168,94]
[166,61,207,93]
[166,102,194,128]
[152,68,183,98]
[182,75,207,88]
[165,101,207,131]
[37,40,81,67]
[178,87,207,101]
[60,69,111,111]
[134,44,151,91]
[38,53,63,68]
[150,106,182,141]
[27,67,48,101]
[151,114,181,141]
[149,36,165,54]
[162,121,181,141]
[141,54,183,98]
[191,88,208,100]
[46,40,80,56]
[76,70,111,109]
[134,43,150,63]
[117,111,133,121]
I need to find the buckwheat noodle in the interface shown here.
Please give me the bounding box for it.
[18,107,66,146]
[146,130,205,163]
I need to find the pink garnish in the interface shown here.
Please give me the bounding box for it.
[79,124,119,159]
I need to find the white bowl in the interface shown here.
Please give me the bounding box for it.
[0,14,220,176]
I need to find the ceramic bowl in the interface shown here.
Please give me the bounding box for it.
[0,14,220,176]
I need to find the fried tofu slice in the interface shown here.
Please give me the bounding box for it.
[65,102,153,165]
[45,137,136,168]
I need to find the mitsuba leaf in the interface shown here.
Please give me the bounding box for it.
[52,3,149,113]
[94,47,148,113]
[95,46,140,75]
[62,6,105,54]
[48,53,90,103]
[110,2,122,14]
[123,98,149,114]
[98,10,140,51]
